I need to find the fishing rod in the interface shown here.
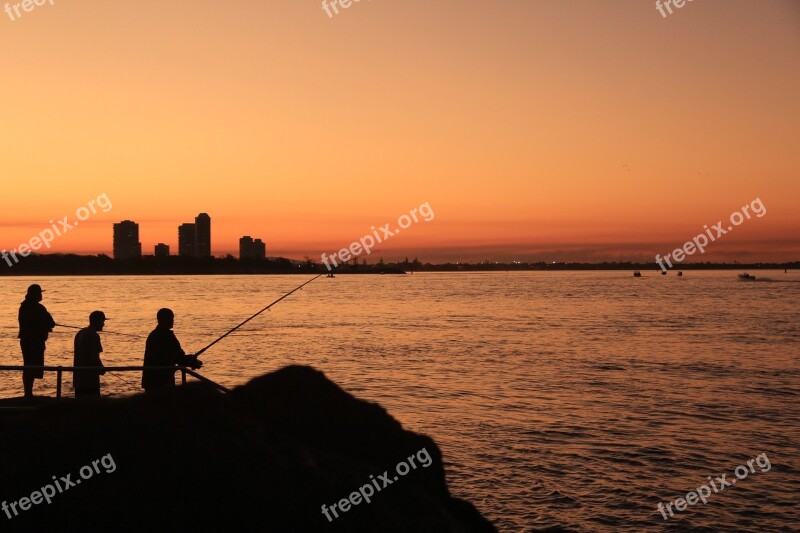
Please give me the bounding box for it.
[55,323,144,338]
[194,274,323,358]
[50,348,138,389]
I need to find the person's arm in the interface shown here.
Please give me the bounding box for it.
[183,354,203,370]
[37,305,55,332]
[170,333,202,369]
[95,334,106,375]
[144,332,157,364]
[169,333,186,365]
[74,330,84,363]
[18,304,28,338]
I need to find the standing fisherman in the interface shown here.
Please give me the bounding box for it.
[18,284,55,399]
[73,311,108,399]
[139,275,321,393]
[142,308,202,393]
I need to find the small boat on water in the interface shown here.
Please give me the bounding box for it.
[633,271,641,277]
[738,273,756,280]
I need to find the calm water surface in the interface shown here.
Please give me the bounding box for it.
[1,272,798,532]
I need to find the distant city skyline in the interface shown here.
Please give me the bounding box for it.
[44,208,800,264]
[114,213,273,260]
[115,213,218,259]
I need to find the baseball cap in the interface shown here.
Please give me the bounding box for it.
[89,311,108,322]
[26,284,45,295]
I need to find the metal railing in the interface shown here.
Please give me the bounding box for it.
[0,365,231,401]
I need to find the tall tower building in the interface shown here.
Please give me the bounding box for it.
[239,236,253,259]
[194,213,211,258]
[178,224,196,257]
[113,220,142,259]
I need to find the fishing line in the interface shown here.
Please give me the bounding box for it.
[194,274,323,358]
[105,371,137,387]
[55,323,145,338]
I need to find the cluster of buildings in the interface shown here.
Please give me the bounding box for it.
[239,236,266,259]
[112,213,268,260]
[177,213,211,258]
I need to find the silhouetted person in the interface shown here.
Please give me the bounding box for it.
[73,311,107,399]
[18,284,55,399]
[142,308,202,393]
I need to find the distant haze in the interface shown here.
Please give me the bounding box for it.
[1,1,798,262]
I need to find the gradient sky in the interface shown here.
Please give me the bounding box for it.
[1,0,798,263]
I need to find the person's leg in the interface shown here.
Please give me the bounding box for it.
[20,340,35,398]
[37,341,46,391]
[23,373,34,398]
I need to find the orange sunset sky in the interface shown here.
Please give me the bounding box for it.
[1,1,798,263]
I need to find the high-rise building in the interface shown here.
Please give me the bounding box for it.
[154,243,170,257]
[113,220,142,259]
[239,236,266,259]
[178,224,196,257]
[194,213,211,258]
[254,238,266,259]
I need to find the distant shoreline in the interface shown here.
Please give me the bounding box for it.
[1,254,797,276]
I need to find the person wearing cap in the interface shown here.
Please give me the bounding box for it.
[73,311,108,399]
[142,308,202,393]
[17,284,56,399]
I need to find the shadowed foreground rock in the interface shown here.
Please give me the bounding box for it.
[0,366,496,532]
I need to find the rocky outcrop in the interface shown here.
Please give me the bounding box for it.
[0,366,495,532]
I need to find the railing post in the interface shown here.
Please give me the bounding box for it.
[56,367,63,401]
[181,368,186,385]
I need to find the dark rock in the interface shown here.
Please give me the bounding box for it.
[0,365,496,532]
